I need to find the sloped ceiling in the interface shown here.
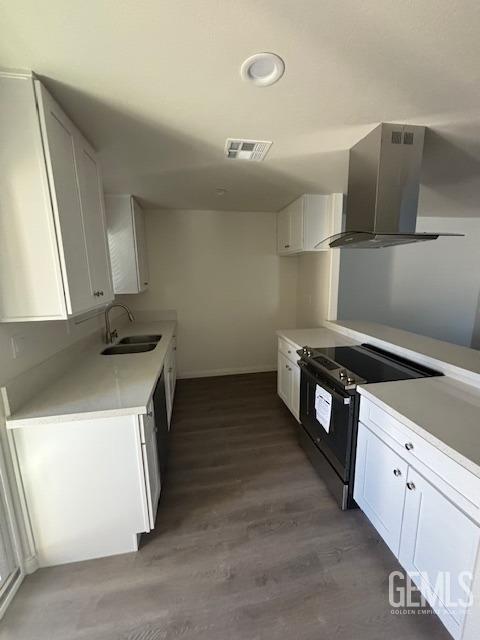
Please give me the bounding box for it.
[1,0,480,213]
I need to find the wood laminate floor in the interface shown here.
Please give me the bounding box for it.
[0,373,449,640]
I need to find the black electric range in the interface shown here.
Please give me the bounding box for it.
[297,343,442,509]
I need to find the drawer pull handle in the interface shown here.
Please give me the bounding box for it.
[406,482,416,491]
[405,442,414,451]
[393,468,402,477]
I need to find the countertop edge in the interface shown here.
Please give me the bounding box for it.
[6,405,148,429]
[357,385,480,479]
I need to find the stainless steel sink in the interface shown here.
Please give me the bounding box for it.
[102,343,157,355]
[117,335,162,345]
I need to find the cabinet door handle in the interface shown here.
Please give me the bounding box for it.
[393,468,402,477]
[144,282,148,285]
[406,482,416,491]
[93,291,99,297]
[405,442,414,451]
[284,244,290,248]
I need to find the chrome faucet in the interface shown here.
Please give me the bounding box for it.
[104,303,135,344]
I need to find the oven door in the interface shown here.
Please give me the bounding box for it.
[299,364,356,480]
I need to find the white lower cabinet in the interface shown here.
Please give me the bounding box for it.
[399,467,480,638]
[354,423,408,556]
[355,397,480,640]
[13,405,163,567]
[277,339,300,421]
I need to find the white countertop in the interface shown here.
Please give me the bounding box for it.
[276,327,358,350]
[6,321,176,429]
[358,377,480,478]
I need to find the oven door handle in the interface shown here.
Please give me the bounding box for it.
[299,362,351,405]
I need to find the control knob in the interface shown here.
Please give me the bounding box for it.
[339,370,347,379]
[346,376,355,385]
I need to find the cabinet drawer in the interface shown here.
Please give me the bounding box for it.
[139,400,154,444]
[359,396,480,517]
[278,337,298,364]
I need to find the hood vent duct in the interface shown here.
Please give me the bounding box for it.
[325,123,463,249]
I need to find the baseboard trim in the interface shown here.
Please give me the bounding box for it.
[178,365,276,379]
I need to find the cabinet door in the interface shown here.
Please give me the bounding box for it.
[132,199,149,291]
[399,468,480,638]
[277,351,293,408]
[277,209,291,254]
[354,423,408,556]
[75,134,114,303]
[35,82,93,315]
[141,411,161,530]
[289,199,304,252]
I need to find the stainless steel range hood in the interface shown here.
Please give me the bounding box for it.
[327,123,462,248]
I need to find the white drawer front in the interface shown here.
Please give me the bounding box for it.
[359,396,480,519]
[278,337,298,365]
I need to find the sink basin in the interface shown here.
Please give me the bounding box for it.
[118,335,162,345]
[102,343,157,355]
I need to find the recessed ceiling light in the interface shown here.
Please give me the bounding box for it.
[215,188,227,196]
[240,52,285,87]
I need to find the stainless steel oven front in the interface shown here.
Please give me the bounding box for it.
[298,362,359,509]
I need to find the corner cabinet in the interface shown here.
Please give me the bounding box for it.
[277,193,344,256]
[105,195,150,294]
[355,397,480,640]
[0,71,113,321]
[277,337,300,421]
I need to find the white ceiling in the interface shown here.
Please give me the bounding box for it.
[1,0,480,212]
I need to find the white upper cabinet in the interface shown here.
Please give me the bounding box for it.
[277,193,344,255]
[105,195,149,294]
[74,133,114,303]
[0,72,113,321]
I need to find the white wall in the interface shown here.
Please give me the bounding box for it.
[337,216,480,347]
[296,253,331,327]
[120,209,298,377]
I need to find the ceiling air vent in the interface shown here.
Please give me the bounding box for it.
[224,138,272,161]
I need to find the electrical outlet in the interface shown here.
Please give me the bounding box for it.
[10,334,28,359]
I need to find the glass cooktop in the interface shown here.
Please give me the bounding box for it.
[312,344,442,384]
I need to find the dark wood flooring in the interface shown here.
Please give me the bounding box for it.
[0,373,449,639]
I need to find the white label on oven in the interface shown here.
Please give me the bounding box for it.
[315,385,332,432]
